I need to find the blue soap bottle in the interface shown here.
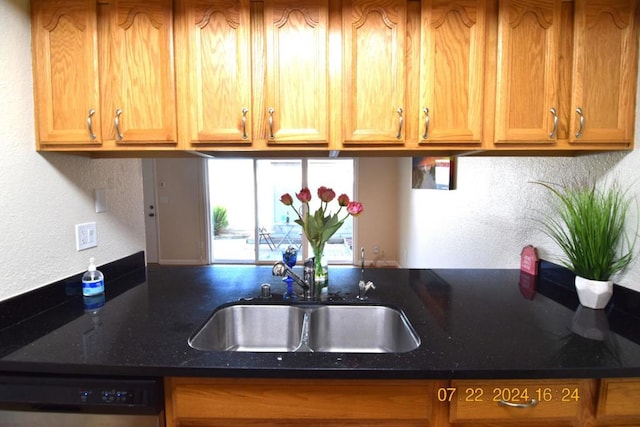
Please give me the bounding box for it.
[82,257,105,296]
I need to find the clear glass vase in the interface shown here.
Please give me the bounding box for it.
[312,243,328,298]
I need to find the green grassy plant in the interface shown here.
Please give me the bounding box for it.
[535,180,636,281]
[213,205,229,236]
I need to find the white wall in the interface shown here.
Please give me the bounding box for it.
[358,157,401,265]
[0,0,146,301]
[399,149,640,292]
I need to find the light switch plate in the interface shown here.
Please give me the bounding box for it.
[75,222,98,251]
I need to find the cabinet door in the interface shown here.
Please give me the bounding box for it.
[569,0,638,144]
[32,0,101,146]
[597,378,640,424]
[165,378,448,427]
[450,379,597,425]
[494,0,561,144]
[342,0,407,144]
[420,0,486,144]
[263,0,330,144]
[176,0,252,145]
[105,0,177,144]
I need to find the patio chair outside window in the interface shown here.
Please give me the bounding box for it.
[258,226,275,250]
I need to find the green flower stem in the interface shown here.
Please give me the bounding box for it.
[311,242,327,296]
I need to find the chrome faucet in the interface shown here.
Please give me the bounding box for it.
[272,260,315,300]
[357,247,375,300]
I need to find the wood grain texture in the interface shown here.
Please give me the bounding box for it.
[450,379,597,425]
[569,0,638,144]
[30,0,638,154]
[176,0,253,145]
[264,0,330,144]
[342,0,407,144]
[165,377,449,427]
[494,0,561,143]
[107,0,177,143]
[32,0,101,145]
[597,378,640,423]
[420,0,486,143]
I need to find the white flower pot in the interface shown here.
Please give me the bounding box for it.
[575,276,613,309]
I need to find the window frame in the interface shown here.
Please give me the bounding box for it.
[207,157,358,265]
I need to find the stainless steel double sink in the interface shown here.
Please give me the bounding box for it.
[189,303,421,353]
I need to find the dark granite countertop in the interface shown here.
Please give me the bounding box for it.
[1,255,640,380]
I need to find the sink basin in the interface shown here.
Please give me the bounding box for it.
[188,303,420,353]
[189,305,306,352]
[307,305,420,353]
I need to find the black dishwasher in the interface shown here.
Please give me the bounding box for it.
[0,375,164,427]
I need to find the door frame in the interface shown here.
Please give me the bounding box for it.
[142,159,159,263]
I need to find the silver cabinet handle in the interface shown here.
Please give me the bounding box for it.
[268,108,275,139]
[87,109,96,140]
[422,107,430,139]
[396,107,403,139]
[549,107,558,139]
[114,109,123,141]
[575,107,585,138]
[241,108,248,140]
[498,399,539,409]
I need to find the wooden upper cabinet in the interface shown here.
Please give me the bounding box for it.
[569,0,638,144]
[32,0,101,146]
[342,0,407,144]
[494,0,561,144]
[263,0,330,145]
[176,0,252,145]
[30,0,640,154]
[103,0,177,144]
[419,0,487,144]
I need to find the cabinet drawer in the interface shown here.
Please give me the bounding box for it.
[597,378,640,422]
[450,379,595,423]
[166,378,445,422]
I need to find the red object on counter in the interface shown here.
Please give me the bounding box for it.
[520,245,539,276]
[519,245,539,300]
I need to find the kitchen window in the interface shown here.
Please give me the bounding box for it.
[208,158,356,265]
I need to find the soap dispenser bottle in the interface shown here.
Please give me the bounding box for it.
[82,257,105,296]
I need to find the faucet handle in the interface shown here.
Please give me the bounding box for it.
[272,261,287,276]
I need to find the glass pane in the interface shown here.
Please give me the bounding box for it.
[209,159,255,262]
[307,159,355,263]
[256,159,302,262]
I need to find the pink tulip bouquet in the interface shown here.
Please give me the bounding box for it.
[280,186,363,292]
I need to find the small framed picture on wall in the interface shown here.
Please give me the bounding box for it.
[412,157,455,190]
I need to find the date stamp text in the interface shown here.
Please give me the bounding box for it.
[437,386,580,403]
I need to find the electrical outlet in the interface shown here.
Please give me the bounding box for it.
[75,222,98,251]
[373,245,380,254]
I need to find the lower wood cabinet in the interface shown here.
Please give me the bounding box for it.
[164,377,449,427]
[597,378,640,426]
[449,379,597,426]
[164,377,640,427]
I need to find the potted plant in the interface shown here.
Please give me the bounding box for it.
[534,180,637,309]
